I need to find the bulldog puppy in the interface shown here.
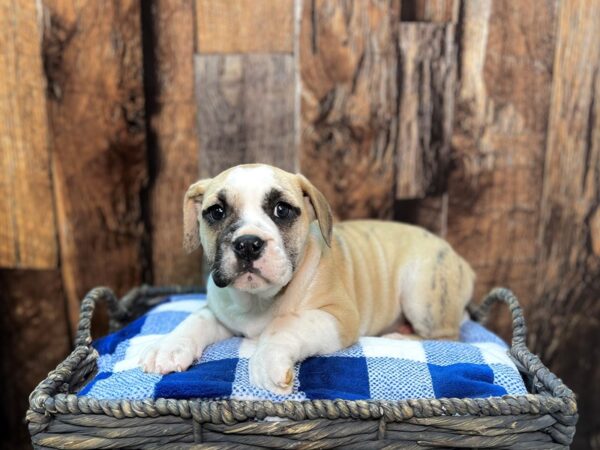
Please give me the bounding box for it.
[140,164,475,394]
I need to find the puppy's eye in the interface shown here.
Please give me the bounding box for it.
[206,205,225,221]
[274,202,292,219]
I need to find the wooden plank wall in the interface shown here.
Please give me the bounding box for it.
[300,0,401,220]
[0,0,57,269]
[143,0,202,286]
[195,0,297,175]
[1,1,599,449]
[531,1,600,443]
[43,0,148,331]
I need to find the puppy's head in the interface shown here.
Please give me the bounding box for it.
[183,164,332,295]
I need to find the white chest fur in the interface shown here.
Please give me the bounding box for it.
[207,277,277,338]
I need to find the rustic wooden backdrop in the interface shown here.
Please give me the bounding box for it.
[1,0,598,448]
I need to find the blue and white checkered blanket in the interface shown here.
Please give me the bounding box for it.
[79,293,526,401]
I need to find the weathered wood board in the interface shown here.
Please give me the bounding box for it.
[396,22,455,199]
[401,0,458,22]
[144,0,203,286]
[530,2,600,447]
[0,0,57,269]
[43,0,148,330]
[195,54,297,177]
[195,0,294,53]
[445,0,558,324]
[300,0,401,220]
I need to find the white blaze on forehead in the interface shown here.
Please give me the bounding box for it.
[225,166,276,192]
[225,166,279,236]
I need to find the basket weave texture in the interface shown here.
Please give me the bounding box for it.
[27,286,578,449]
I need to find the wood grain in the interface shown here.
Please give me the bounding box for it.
[195,0,294,53]
[401,0,458,22]
[144,0,203,286]
[196,54,297,177]
[43,0,148,331]
[300,0,401,220]
[0,0,57,269]
[0,270,70,450]
[531,2,600,448]
[445,0,558,324]
[396,23,455,199]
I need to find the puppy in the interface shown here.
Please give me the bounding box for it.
[140,164,475,394]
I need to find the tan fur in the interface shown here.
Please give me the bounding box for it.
[298,221,475,346]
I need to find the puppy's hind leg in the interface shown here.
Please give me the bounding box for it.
[401,251,474,341]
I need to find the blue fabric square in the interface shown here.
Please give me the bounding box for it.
[424,341,485,365]
[367,358,433,400]
[154,358,238,399]
[428,363,507,398]
[79,368,162,400]
[490,363,527,395]
[93,316,146,355]
[140,311,191,336]
[299,356,370,400]
[200,338,243,362]
[460,320,507,347]
[78,371,112,396]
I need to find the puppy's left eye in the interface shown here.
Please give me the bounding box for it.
[273,202,292,219]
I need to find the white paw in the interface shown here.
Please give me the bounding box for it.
[139,337,198,374]
[248,345,295,395]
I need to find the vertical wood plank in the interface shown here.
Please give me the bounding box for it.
[300,0,401,220]
[196,54,297,176]
[396,23,455,199]
[401,0,458,22]
[532,2,600,447]
[0,270,70,450]
[43,0,148,331]
[143,0,203,286]
[195,0,294,53]
[0,0,57,269]
[445,0,558,326]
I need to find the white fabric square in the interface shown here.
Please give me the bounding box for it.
[360,337,427,362]
[473,342,514,366]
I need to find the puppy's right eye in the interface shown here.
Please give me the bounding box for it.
[204,205,225,222]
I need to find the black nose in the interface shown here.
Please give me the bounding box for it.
[232,235,265,261]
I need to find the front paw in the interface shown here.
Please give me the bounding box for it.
[139,337,197,374]
[248,345,295,395]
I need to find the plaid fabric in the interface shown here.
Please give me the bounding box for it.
[79,293,527,401]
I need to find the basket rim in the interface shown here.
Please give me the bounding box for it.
[27,285,578,435]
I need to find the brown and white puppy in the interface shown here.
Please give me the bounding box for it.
[140,164,475,394]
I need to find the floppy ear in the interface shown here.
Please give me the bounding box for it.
[183,179,211,253]
[296,174,333,247]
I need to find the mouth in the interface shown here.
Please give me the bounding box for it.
[211,262,270,288]
[235,265,269,283]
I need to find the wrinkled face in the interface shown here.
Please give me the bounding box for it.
[198,166,312,295]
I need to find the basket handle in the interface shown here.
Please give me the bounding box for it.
[73,285,205,347]
[469,287,527,348]
[73,286,128,347]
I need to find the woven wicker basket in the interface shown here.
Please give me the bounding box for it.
[27,286,578,449]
